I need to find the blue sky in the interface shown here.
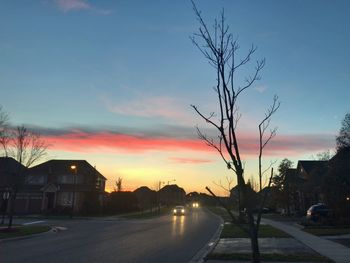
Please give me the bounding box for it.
[1,0,349,193]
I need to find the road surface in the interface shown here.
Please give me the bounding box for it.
[1,208,221,263]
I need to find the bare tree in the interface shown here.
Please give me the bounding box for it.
[115,177,123,192]
[315,150,333,161]
[8,126,48,168]
[0,106,10,156]
[258,96,280,191]
[154,180,165,213]
[190,2,279,262]
[0,109,48,228]
[8,126,48,228]
[213,175,235,196]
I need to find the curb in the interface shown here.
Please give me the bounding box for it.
[0,226,53,243]
[188,208,224,263]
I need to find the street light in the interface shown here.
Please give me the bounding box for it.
[70,165,77,218]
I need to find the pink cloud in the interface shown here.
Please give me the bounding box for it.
[44,130,209,153]
[103,96,192,124]
[169,157,214,164]
[55,0,112,14]
[56,0,90,12]
[43,128,335,159]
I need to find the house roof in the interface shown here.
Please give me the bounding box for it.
[298,160,328,175]
[159,184,185,194]
[0,157,26,174]
[28,159,106,180]
[134,186,155,194]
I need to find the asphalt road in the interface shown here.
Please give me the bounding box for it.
[1,208,221,263]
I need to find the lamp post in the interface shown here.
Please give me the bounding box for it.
[70,165,77,218]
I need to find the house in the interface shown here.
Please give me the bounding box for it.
[1,159,107,214]
[0,157,26,192]
[295,160,328,212]
[258,186,279,212]
[133,186,156,211]
[322,147,350,218]
[230,184,258,210]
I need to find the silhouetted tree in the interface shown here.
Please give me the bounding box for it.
[190,2,280,262]
[115,177,123,192]
[134,186,156,212]
[0,106,10,156]
[315,150,333,161]
[272,159,294,214]
[336,113,350,151]
[0,109,48,228]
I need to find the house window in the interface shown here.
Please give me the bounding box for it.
[26,175,45,185]
[58,174,74,184]
[58,192,73,206]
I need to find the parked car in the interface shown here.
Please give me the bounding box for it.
[306,203,332,223]
[173,205,185,215]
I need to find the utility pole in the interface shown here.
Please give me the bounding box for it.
[167,179,176,185]
[157,181,165,213]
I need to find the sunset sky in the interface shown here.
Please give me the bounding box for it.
[1,0,349,194]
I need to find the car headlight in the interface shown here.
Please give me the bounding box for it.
[173,209,177,213]
[181,209,185,213]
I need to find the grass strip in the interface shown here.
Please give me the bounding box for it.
[221,223,290,238]
[0,225,51,239]
[206,252,333,262]
[303,227,350,236]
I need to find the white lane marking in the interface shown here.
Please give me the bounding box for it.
[54,226,67,231]
[23,221,45,225]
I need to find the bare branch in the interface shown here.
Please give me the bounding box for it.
[258,95,280,191]
[213,175,235,196]
[0,106,10,157]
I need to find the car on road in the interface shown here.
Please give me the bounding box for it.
[306,203,332,223]
[173,205,185,215]
[192,202,199,208]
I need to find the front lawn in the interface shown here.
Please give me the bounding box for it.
[0,225,51,239]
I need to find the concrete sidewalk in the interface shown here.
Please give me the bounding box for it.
[262,218,350,263]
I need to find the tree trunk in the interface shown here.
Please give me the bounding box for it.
[239,171,261,263]
[247,212,260,263]
[7,191,17,229]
